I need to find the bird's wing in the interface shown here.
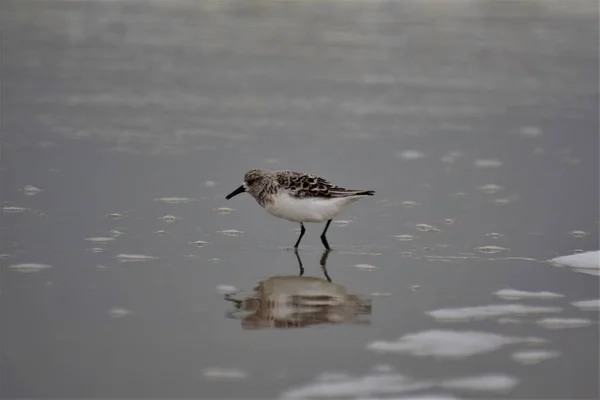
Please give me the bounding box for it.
[277,171,374,199]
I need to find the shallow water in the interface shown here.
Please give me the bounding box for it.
[1,0,598,398]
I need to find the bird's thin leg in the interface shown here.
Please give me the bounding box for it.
[320,248,332,282]
[294,248,305,277]
[294,223,306,249]
[320,219,333,250]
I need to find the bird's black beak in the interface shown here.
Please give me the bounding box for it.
[225,185,245,200]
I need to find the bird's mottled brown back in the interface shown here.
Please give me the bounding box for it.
[275,170,371,199]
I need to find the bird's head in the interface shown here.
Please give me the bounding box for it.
[226,169,275,200]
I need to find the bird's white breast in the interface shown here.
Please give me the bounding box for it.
[264,192,351,223]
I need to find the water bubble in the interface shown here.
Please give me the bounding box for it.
[369,292,392,297]
[108,229,125,238]
[402,201,420,208]
[476,246,508,254]
[2,206,28,213]
[106,213,123,220]
[492,197,515,205]
[89,247,105,253]
[218,229,243,237]
[394,234,415,241]
[478,184,503,194]
[519,126,543,138]
[486,233,504,239]
[85,237,115,243]
[216,285,238,294]
[354,264,378,271]
[537,318,592,329]
[161,214,179,223]
[215,207,235,215]
[203,367,248,381]
[23,185,42,196]
[416,224,441,232]
[511,350,559,365]
[494,289,564,300]
[191,240,210,247]
[569,230,588,238]
[8,263,51,273]
[396,150,425,161]
[427,304,562,322]
[443,218,456,225]
[108,308,132,318]
[474,159,503,168]
[154,230,168,235]
[116,254,157,263]
[333,220,352,227]
[571,299,600,311]
[204,181,217,188]
[153,197,197,204]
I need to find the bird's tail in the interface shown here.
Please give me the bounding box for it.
[356,190,375,196]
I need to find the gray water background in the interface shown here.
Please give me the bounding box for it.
[1,0,598,398]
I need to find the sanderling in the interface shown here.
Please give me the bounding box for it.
[225,169,375,250]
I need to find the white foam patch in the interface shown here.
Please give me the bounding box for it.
[23,185,43,196]
[85,237,116,243]
[537,318,593,329]
[361,396,458,400]
[190,240,210,247]
[427,304,562,322]
[474,159,503,168]
[571,299,600,311]
[550,251,599,270]
[494,289,564,300]
[281,371,518,398]
[440,374,518,392]
[8,263,52,273]
[476,246,507,254]
[280,372,434,399]
[160,214,180,223]
[116,254,157,262]
[511,350,560,365]
[416,224,441,232]
[218,229,243,236]
[2,206,28,213]
[573,269,600,276]
[367,330,543,359]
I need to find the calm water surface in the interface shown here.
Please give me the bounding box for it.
[1,0,598,398]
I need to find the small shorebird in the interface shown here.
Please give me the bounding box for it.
[225,169,375,250]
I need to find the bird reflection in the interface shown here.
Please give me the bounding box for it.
[225,250,372,330]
